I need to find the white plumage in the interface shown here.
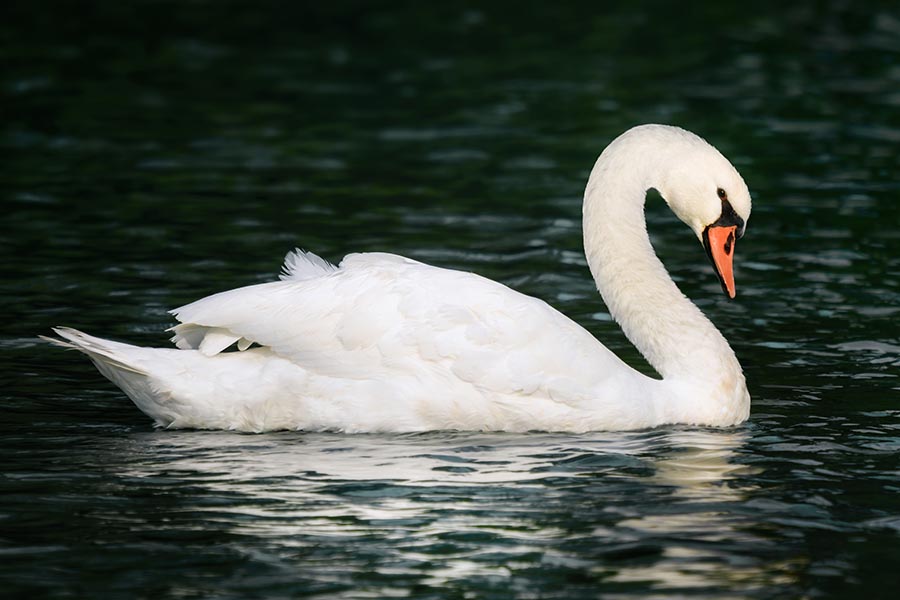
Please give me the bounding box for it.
[45,124,753,433]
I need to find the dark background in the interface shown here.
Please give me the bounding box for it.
[2,1,899,598]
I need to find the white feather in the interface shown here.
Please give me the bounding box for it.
[197,328,241,356]
[279,249,337,281]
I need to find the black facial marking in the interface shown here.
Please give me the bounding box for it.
[702,197,743,298]
[711,197,745,238]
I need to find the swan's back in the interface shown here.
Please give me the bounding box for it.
[174,251,631,391]
[157,250,648,430]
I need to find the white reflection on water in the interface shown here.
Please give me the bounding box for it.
[100,427,795,593]
[606,430,799,593]
[120,430,614,484]
[650,429,758,499]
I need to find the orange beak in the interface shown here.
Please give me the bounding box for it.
[703,225,738,299]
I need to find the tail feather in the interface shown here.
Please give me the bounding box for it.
[42,327,148,375]
[43,327,183,427]
[43,326,303,431]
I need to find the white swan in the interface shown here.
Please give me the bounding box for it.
[45,124,752,433]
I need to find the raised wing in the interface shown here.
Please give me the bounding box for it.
[169,251,638,404]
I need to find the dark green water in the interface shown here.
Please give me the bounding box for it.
[3,2,899,598]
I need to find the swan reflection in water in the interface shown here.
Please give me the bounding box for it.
[99,427,796,593]
[607,429,799,591]
[117,428,751,487]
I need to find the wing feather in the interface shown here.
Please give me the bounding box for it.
[168,252,635,402]
[279,248,338,281]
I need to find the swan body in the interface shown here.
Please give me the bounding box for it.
[46,124,753,433]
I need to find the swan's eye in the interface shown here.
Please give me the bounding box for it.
[717,188,727,200]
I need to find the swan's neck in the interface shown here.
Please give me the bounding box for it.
[582,133,748,422]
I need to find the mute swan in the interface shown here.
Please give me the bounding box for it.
[45,124,752,433]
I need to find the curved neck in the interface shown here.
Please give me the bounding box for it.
[581,132,742,384]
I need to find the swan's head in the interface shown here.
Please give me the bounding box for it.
[653,127,752,299]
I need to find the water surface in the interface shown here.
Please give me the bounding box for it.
[3,2,899,598]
